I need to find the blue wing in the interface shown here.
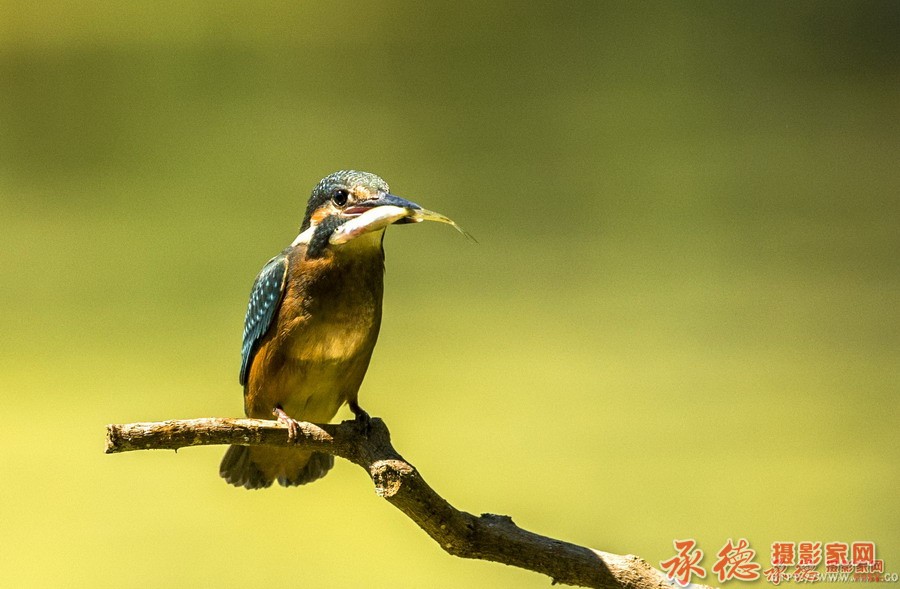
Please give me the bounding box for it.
[239,253,289,386]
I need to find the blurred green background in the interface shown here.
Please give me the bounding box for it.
[1,2,897,587]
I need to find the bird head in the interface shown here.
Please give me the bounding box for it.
[292,170,422,256]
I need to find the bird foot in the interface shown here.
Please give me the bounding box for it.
[348,400,371,436]
[273,406,302,444]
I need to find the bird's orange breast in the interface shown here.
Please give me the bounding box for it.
[243,245,385,424]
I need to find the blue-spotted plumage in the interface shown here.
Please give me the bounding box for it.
[239,253,289,386]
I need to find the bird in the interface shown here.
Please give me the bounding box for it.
[220,170,429,489]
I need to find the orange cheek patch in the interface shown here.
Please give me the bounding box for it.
[310,206,333,225]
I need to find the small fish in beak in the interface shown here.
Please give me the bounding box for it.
[408,208,477,242]
[329,205,411,244]
[330,203,475,245]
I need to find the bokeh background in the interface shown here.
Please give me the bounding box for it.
[1,2,897,587]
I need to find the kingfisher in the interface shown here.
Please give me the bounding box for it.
[220,170,465,489]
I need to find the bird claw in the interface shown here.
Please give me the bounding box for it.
[273,406,301,444]
[349,401,371,436]
[355,411,371,436]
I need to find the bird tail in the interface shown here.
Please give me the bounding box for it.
[219,445,334,489]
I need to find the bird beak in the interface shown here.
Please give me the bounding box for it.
[330,194,423,245]
[330,192,474,246]
[343,193,422,218]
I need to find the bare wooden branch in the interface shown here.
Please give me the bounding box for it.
[105,417,710,589]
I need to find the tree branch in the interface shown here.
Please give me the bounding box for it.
[105,417,708,589]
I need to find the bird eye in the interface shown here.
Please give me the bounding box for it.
[332,189,349,206]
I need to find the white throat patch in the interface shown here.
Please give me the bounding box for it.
[291,225,315,247]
